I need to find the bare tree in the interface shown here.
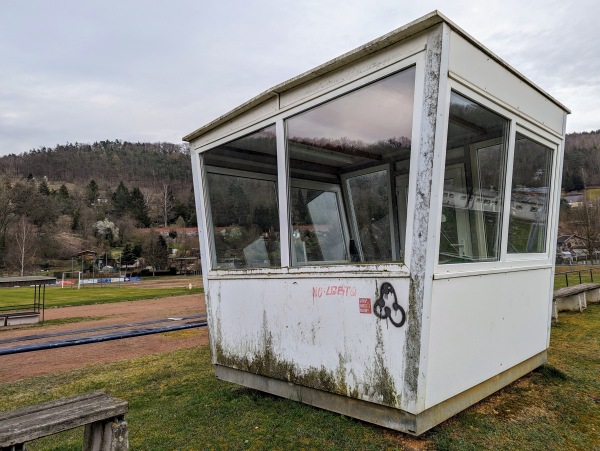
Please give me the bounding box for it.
[160,183,175,227]
[0,175,15,268]
[141,230,168,276]
[7,216,38,276]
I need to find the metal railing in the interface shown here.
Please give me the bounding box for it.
[555,268,599,287]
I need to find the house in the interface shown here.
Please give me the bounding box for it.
[562,193,584,208]
[77,250,97,261]
[557,234,589,263]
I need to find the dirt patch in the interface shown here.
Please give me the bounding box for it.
[0,294,208,383]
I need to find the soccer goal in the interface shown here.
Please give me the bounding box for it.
[61,271,82,289]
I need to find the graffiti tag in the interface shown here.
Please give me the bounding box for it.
[312,285,357,298]
[373,282,406,328]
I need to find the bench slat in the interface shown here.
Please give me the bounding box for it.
[553,283,600,299]
[0,391,106,422]
[0,392,128,447]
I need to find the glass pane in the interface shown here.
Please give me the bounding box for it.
[346,171,392,262]
[204,125,280,269]
[285,67,416,264]
[438,92,509,264]
[507,134,553,253]
[291,187,347,264]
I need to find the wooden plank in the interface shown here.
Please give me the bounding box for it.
[0,391,105,422]
[0,392,128,447]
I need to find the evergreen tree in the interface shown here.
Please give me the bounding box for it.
[129,187,150,227]
[86,179,99,205]
[57,184,70,199]
[121,242,137,266]
[38,180,50,196]
[111,181,130,217]
[71,209,81,231]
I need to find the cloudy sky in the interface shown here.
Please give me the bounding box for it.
[1,0,598,156]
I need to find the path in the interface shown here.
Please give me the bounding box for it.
[0,294,208,383]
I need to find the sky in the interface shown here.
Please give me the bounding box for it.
[1,0,599,156]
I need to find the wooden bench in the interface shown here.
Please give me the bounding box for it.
[552,283,600,318]
[0,391,128,451]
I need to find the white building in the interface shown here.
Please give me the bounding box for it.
[185,11,568,435]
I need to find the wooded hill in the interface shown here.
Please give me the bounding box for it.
[563,130,600,190]
[0,140,192,192]
[1,130,597,196]
[0,140,196,275]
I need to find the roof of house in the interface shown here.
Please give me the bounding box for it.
[563,195,584,202]
[557,234,586,244]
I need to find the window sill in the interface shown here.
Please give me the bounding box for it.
[207,263,410,279]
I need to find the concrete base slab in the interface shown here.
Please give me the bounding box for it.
[215,350,547,436]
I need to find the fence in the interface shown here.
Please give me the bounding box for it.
[555,268,600,287]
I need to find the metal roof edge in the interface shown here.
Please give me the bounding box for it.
[183,10,569,143]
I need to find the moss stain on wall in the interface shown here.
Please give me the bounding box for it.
[214,310,399,407]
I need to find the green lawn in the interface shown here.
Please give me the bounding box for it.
[0,285,203,309]
[1,306,598,450]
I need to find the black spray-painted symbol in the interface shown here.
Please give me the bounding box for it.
[373,282,406,328]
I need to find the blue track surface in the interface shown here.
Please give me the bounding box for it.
[0,317,208,356]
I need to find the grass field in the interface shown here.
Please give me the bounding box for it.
[0,284,203,309]
[1,305,598,450]
[554,265,600,289]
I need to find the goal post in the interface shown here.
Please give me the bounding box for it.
[61,271,82,289]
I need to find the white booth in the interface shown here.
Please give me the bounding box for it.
[185,11,569,435]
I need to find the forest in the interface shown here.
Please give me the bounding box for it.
[0,140,197,276]
[0,129,599,276]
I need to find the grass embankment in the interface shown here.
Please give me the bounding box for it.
[1,306,598,449]
[0,285,203,309]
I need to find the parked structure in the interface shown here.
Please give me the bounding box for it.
[186,11,568,434]
[0,276,56,326]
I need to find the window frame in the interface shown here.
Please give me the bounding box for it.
[504,126,558,261]
[289,178,351,266]
[434,81,563,277]
[341,164,399,263]
[199,123,279,271]
[195,52,423,276]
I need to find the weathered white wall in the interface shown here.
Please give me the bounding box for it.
[207,276,414,410]
[424,268,552,409]
[448,31,566,136]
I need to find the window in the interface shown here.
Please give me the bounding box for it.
[291,186,347,264]
[203,125,280,269]
[285,67,416,265]
[346,170,392,262]
[438,92,509,264]
[507,133,553,253]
